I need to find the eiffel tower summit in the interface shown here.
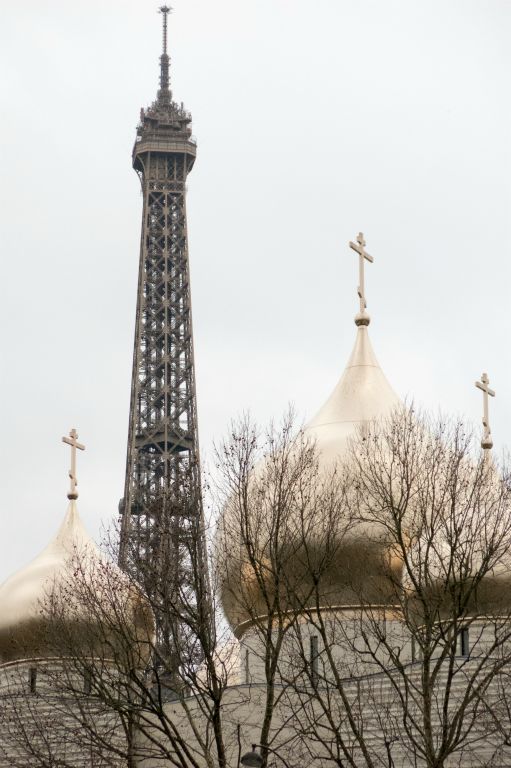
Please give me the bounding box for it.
[118,6,203,636]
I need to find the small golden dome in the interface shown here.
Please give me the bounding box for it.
[403,459,511,622]
[0,502,153,664]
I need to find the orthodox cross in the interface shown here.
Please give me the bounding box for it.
[475,373,495,458]
[62,428,85,500]
[349,232,374,314]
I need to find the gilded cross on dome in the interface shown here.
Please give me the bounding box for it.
[475,373,495,459]
[349,232,374,326]
[62,428,85,500]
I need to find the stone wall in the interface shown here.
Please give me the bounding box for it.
[0,657,126,768]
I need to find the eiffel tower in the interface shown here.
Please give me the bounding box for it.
[118,7,204,684]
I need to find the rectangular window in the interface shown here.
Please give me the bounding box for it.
[245,650,250,685]
[460,628,469,657]
[29,667,37,694]
[84,670,92,695]
[310,635,319,684]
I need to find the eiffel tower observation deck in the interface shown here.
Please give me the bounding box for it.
[119,7,204,678]
[132,12,196,167]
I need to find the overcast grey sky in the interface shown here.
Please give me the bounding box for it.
[1,0,510,582]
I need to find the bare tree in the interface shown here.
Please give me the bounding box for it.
[279,408,511,768]
[0,413,328,768]
[214,410,356,767]
[0,497,240,768]
[4,408,511,768]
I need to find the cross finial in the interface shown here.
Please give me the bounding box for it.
[349,232,374,327]
[475,373,496,460]
[62,428,85,500]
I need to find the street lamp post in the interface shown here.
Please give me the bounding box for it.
[240,746,263,768]
[240,744,292,768]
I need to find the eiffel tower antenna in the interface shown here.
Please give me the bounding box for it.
[158,5,172,101]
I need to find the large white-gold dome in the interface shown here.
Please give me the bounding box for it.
[217,308,402,632]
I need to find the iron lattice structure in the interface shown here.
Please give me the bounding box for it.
[119,8,204,668]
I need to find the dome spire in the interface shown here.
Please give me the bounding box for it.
[304,232,399,464]
[475,372,496,460]
[349,232,373,327]
[61,428,85,501]
[158,5,172,104]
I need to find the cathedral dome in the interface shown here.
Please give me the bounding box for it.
[0,501,153,664]
[402,456,511,622]
[218,235,403,632]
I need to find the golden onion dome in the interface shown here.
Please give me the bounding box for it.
[217,236,407,632]
[402,457,511,623]
[0,501,153,664]
[218,310,402,633]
